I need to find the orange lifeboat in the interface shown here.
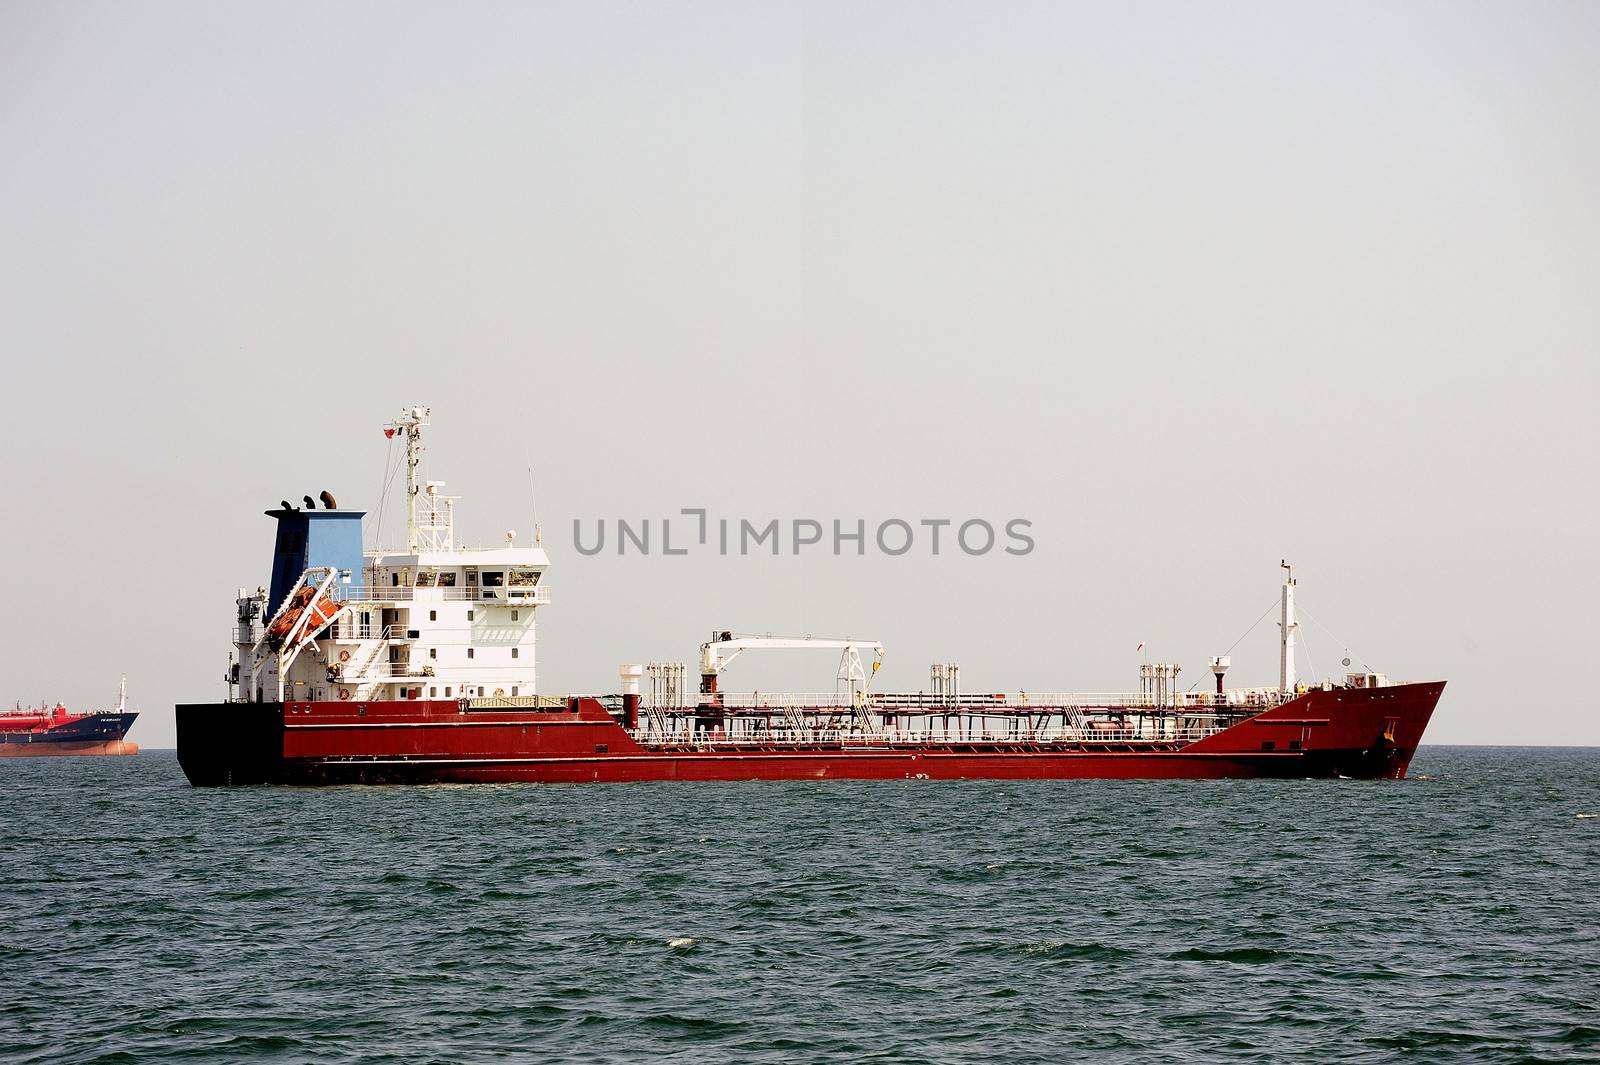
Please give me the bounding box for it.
[267,587,342,649]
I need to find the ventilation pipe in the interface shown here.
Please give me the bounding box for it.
[619,664,642,729]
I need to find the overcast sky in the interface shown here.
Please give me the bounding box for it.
[2,1,1596,748]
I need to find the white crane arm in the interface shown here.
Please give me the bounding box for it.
[699,634,885,677]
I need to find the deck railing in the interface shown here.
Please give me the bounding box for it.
[626,724,1229,747]
[333,585,548,605]
[651,690,1291,712]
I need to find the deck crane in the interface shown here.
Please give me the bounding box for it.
[698,632,885,708]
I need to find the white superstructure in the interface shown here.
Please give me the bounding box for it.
[228,407,550,705]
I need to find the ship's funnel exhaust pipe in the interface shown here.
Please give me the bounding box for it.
[619,664,642,729]
[1210,656,1230,696]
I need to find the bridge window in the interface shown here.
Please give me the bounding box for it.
[1260,740,1276,751]
[429,610,437,621]
[482,571,504,587]
[511,647,519,659]
[467,648,475,660]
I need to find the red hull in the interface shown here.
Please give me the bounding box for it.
[177,681,1443,785]
[0,740,139,758]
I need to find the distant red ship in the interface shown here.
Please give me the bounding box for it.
[177,406,1443,787]
[3,678,139,758]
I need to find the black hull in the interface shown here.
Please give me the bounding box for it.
[176,703,284,786]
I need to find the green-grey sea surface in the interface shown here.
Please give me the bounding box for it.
[2,747,1597,1064]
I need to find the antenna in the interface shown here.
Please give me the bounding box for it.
[525,444,542,546]
[1279,560,1298,693]
[384,406,431,553]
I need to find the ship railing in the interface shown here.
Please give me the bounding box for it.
[328,621,380,641]
[466,694,576,710]
[876,725,1229,744]
[333,585,550,605]
[342,663,400,679]
[653,691,1253,712]
[714,691,857,709]
[337,664,459,681]
[991,692,1169,708]
[331,666,498,686]
[251,619,396,645]
[626,724,1230,746]
[1175,688,1291,709]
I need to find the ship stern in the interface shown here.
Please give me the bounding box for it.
[176,703,285,786]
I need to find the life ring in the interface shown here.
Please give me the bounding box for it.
[338,688,351,700]
[338,650,351,663]
[494,688,506,697]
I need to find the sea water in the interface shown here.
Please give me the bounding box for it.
[3,748,1597,1064]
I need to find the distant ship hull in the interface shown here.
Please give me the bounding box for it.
[1,713,139,758]
[177,682,1442,786]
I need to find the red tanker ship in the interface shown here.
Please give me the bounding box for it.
[3,678,139,758]
[176,407,1442,786]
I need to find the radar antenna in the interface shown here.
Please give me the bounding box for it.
[385,406,435,553]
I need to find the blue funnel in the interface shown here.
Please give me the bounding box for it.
[266,508,365,616]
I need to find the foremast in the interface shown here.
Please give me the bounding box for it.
[386,405,456,553]
[1279,560,1298,694]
